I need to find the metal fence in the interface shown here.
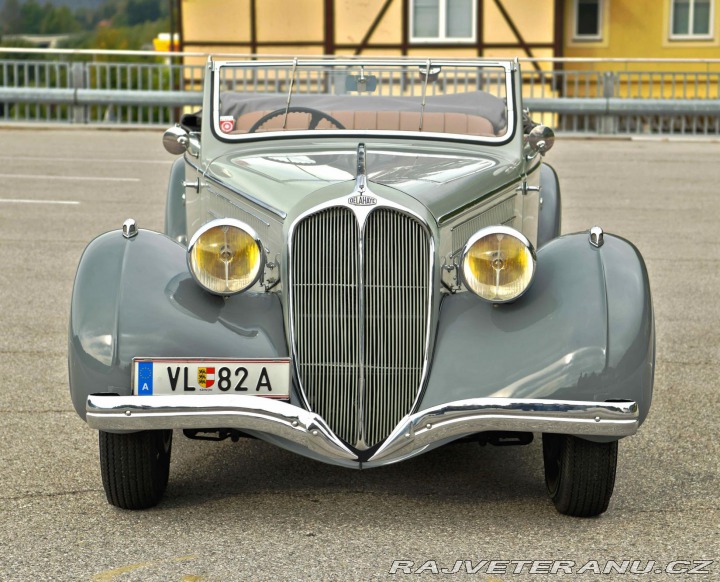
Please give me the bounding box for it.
[2,48,720,136]
[0,48,205,124]
[520,60,720,135]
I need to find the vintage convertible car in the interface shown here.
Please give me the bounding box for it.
[69,57,654,515]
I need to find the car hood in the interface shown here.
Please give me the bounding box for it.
[205,143,523,222]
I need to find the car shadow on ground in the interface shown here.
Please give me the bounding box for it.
[160,433,547,510]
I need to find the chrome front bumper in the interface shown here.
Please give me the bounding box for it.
[86,395,639,468]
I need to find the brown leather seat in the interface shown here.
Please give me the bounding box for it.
[233,110,496,136]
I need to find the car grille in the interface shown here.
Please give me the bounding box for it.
[290,206,431,448]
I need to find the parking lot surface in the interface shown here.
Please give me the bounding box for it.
[0,130,718,581]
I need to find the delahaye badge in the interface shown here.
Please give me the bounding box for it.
[348,194,377,206]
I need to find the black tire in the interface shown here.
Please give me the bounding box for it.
[99,430,172,510]
[542,433,618,517]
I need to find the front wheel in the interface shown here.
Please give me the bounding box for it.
[99,430,172,510]
[542,433,618,517]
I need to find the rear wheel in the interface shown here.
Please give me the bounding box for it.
[99,430,172,510]
[542,433,618,517]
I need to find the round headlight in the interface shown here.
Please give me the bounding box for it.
[188,219,264,295]
[461,226,536,303]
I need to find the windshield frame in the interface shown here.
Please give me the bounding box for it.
[210,58,518,147]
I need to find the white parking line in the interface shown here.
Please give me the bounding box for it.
[0,156,172,164]
[0,173,139,182]
[0,198,80,205]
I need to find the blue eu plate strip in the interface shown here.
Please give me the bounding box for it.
[137,362,154,395]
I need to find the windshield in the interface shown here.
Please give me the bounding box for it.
[212,59,514,142]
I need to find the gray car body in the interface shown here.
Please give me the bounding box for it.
[69,58,654,465]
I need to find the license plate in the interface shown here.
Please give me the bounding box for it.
[132,358,290,398]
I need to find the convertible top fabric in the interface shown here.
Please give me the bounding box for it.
[220,91,508,134]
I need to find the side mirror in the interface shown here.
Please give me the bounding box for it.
[527,125,555,155]
[163,125,189,155]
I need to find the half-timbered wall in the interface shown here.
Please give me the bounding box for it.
[180,0,562,65]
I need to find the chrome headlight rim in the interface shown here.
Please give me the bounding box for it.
[187,218,266,296]
[460,225,537,304]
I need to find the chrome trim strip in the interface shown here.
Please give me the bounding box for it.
[355,146,368,448]
[86,395,638,468]
[87,394,357,462]
[368,398,639,466]
[213,59,517,71]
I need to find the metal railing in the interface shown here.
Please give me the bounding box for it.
[2,48,720,135]
[0,48,205,124]
[520,58,720,135]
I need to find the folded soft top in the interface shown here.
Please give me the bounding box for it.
[220,91,508,134]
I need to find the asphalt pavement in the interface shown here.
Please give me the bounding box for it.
[0,129,718,581]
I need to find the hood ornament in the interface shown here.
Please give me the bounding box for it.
[356,142,367,181]
[349,143,378,207]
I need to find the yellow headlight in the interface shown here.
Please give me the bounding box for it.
[187,219,264,295]
[461,226,536,303]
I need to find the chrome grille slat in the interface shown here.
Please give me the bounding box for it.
[292,207,360,444]
[363,210,429,446]
[291,206,430,448]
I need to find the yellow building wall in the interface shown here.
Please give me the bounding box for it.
[484,0,555,45]
[562,0,720,98]
[182,0,252,49]
[564,0,720,67]
[181,0,556,59]
[256,0,325,43]
[182,0,326,54]
[335,0,403,46]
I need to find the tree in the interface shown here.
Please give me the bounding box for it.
[41,5,82,34]
[0,0,22,35]
[126,0,163,26]
[19,0,44,34]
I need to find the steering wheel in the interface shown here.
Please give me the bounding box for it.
[247,106,346,133]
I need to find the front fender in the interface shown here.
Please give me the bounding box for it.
[421,231,654,437]
[164,156,187,245]
[537,163,561,248]
[68,229,288,421]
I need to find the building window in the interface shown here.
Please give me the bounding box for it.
[574,0,603,40]
[411,0,476,43]
[671,0,713,38]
